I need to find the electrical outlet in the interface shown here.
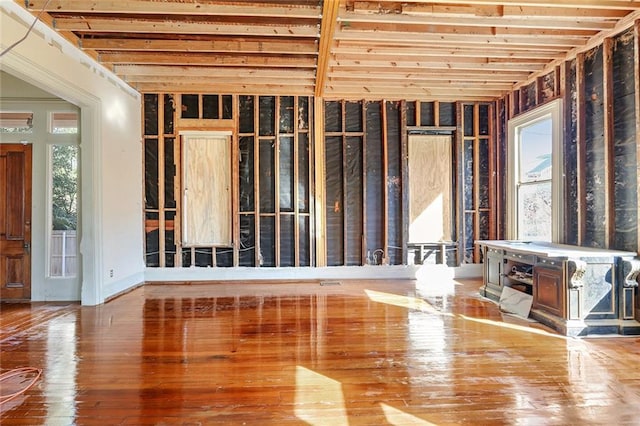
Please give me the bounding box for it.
[109,269,114,278]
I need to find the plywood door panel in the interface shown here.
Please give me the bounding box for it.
[0,144,32,300]
[182,135,232,246]
[408,135,452,243]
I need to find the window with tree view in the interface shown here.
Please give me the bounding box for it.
[50,145,78,277]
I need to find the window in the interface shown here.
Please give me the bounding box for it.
[0,111,33,133]
[49,111,79,134]
[507,100,563,241]
[49,145,78,277]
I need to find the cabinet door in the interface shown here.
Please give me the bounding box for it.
[533,266,564,317]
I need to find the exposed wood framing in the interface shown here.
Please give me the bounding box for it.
[158,95,166,267]
[232,95,240,267]
[315,0,339,97]
[381,100,389,263]
[400,101,409,264]
[314,97,326,267]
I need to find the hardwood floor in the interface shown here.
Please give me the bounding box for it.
[2,277,640,425]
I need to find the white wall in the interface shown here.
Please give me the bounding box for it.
[1,2,144,305]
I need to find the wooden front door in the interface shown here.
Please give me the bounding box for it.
[0,144,32,300]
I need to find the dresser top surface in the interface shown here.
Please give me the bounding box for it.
[477,240,637,259]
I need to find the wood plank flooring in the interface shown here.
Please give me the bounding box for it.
[2,278,640,425]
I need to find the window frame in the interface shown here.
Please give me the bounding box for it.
[507,99,564,242]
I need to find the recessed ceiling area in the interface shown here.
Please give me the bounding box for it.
[17,0,640,100]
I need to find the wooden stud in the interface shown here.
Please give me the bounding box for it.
[488,102,497,241]
[173,94,183,268]
[473,103,481,262]
[232,94,240,267]
[455,102,464,265]
[381,100,389,263]
[495,98,504,240]
[576,52,587,245]
[603,37,615,249]
[254,96,261,266]
[158,93,166,267]
[293,97,300,268]
[561,60,574,244]
[341,101,348,266]
[434,100,440,127]
[362,101,368,265]
[308,97,316,267]
[313,97,326,267]
[400,100,408,264]
[275,97,281,267]
[635,20,640,256]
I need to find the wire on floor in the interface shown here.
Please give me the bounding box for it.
[0,367,42,405]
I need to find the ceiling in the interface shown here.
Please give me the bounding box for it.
[18,0,640,100]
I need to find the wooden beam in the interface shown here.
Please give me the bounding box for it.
[53,17,320,37]
[132,83,313,96]
[99,52,317,68]
[81,38,318,55]
[340,10,616,31]
[333,45,565,59]
[332,58,545,72]
[114,65,315,79]
[315,0,339,97]
[371,0,640,10]
[27,0,321,18]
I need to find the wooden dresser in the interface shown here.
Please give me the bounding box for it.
[477,240,640,336]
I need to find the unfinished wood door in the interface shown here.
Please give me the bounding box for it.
[408,135,453,243]
[0,144,32,300]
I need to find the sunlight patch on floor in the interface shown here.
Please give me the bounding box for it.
[380,403,438,425]
[365,289,452,316]
[294,366,348,426]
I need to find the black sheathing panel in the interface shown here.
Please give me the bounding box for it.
[464,212,474,263]
[325,136,344,266]
[584,45,606,248]
[222,95,233,119]
[259,139,275,213]
[522,82,536,112]
[406,102,416,127]
[203,94,219,119]
[386,101,402,265]
[478,138,490,209]
[479,104,489,136]
[464,105,474,136]
[346,102,363,132]
[165,211,176,267]
[163,94,174,135]
[497,99,507,239]
[279,136,294,212]
[299,216,311,266]
[239,214,255,266]
[216,248,233,267]
[144,138,158,210]
[565,59,579,245]
[298,97,310,130]
[420,102,435,126]
[298,133,310,213]
[280,215,295,267]
[463,139,474,211]
[279,96,294,133]
[325,101,342,132]
[260,216,276,267]
[612,29,638,251]
[541,72,556,103]
[144,94,158,135]
[164,138,175,209]
[259,96,275,136]
[181,94,198,118]
[346,136,363,265]
[195,248,213,267]
[239,96,255,133]
[239,136,255,212]
[146,211,159,267]
[439,102,456,126]
[365,102,384,257]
